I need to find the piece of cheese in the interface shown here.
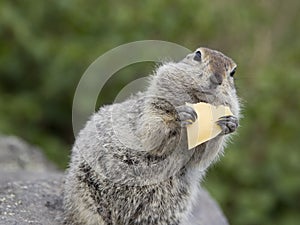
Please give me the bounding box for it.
[186,102,233,149]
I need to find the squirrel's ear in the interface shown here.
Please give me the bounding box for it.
[193,51,202,62]
[194,50,202,62]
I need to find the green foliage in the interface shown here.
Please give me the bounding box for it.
[0,0,299,224]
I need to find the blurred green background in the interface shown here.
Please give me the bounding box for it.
[0,0,299,224]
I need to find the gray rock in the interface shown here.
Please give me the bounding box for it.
[0,136,64,225]
[0,173,64,225]
[0,136,57,173]
[189,188,229,225]
[0,136,229,224]
[0,176,229,225]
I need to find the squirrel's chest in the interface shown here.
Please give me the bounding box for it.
[91,176,196,224]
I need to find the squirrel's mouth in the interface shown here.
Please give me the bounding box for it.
[191,88,233,110]
[187,88,215,104]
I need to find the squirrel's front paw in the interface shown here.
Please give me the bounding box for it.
[175,105,197,127]
[217,115,239,135]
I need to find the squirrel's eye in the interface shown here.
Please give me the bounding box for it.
[230,68,236,77]
[194,51,202,62]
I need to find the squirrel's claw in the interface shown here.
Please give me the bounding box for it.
[175,105,198,127]
[217,115,239,134]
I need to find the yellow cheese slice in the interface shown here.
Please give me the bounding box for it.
[186,102,233,149]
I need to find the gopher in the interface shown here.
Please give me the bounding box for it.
[63,47,240,225]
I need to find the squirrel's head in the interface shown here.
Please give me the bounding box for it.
[149,47,240,117]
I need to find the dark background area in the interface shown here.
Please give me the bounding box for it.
[0,0,299,224]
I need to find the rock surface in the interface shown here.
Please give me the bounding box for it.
[0,173,64,225]
[0,135,229,225]
[0,136,64,225]
[0,136,57,173]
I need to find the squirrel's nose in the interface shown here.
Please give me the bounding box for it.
[210,73,223,85]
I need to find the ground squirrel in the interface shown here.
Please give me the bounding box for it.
[63,47,240,225]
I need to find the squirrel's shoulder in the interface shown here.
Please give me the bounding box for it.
[74,93,147,151]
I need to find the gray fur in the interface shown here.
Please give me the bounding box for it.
[63,48,241,225]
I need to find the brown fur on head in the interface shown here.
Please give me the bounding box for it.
[193,47,237,86]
